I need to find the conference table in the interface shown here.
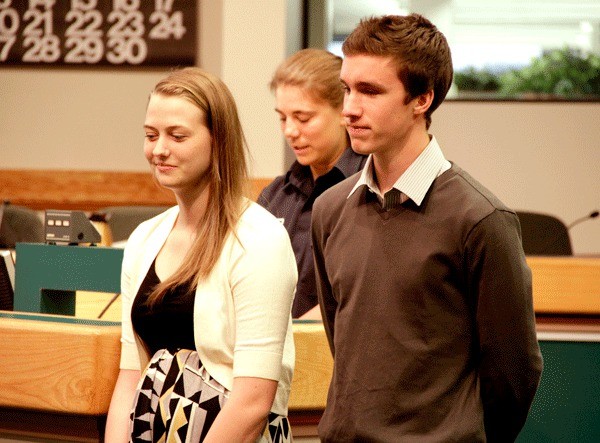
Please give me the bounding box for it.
[0,248,598,442]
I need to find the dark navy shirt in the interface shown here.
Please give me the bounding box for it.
[257,148,366,317]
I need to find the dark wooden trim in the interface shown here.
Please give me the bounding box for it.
[0,169,272,211]
[0,407,103,442]
[289,409,323,426]
[0,408,322,442]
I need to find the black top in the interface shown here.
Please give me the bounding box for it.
[258,148,366,317]
[131,259,196,356]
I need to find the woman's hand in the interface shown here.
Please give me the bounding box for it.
[204,376,278,443]
[105,369,141,443]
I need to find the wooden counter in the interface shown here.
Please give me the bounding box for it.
[0,315,331,413]
[527,256,600,315]
[0,312,332,441]
[288,321,333,410]
[0,313,120,416]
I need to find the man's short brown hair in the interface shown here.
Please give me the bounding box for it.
[342,14,453,129]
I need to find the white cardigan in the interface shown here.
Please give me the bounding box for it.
[119,201,297,415]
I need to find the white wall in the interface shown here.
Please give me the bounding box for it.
[431,101,600,255]
[218,0,289,177]
[1,69,163,172]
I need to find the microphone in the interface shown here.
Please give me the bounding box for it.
[567,210,599,230]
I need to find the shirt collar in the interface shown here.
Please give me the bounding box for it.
[287,147,364,191]
[333,146,367,178]
[348,136,450,207]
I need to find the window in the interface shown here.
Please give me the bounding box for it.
[318,0,600,100]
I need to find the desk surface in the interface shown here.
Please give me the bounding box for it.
[527,256,600,315]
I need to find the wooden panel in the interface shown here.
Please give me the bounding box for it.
[0,408,102,442]
[0,314,120,415]
[249,177,273,201]
[0,169,175,211]
[289,322,333,410]
[0,169,273,211]
[0,313,330,417]
[528,256,600,315]
[76,291,121,322]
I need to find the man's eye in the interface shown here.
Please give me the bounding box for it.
[361,88,379,95]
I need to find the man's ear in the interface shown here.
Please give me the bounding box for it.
[413,90,434,116]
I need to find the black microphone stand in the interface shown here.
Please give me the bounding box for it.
[567,210,599,230]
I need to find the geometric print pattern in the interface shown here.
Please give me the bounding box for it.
[129,348,293,443]
[265,412,293,443]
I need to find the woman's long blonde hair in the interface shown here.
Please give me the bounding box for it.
[147,67,250,306]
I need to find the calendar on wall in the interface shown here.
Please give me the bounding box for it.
[0,0,196,67]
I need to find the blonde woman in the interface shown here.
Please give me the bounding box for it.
[258,49,367,319]
[105,68,297,442]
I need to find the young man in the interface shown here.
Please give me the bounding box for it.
[311,14,543,442]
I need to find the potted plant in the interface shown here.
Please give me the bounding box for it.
[498,46,600,99]
[454,67,501,98]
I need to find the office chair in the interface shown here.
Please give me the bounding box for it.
[515,211,573,256]
[0,204,45,248]
[0,250,15,310]
[99,206,169,244]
